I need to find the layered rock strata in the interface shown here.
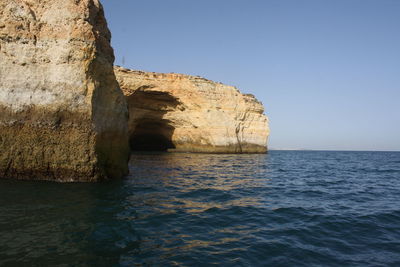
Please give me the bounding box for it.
[115,66,269,153]
[0,0,129,182]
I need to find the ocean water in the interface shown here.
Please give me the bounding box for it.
[1,151,400,266]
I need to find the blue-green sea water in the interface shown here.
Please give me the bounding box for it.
[1,151,400,266]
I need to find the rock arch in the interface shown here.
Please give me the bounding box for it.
[115,66,270,154]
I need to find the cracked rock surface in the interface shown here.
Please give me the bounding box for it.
[0,0,129,182]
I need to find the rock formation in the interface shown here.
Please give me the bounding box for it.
[115,66,269,153]
[0,0,129,182]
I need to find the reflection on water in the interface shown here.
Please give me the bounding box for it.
[1,151,400,266]
[0,180,125,265]
[127,153,268,214]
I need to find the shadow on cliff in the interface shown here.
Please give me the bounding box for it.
[126,88,180,152]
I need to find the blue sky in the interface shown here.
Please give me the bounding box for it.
[102,0,400,151]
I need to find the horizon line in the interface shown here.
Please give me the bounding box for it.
[269,148,400,152]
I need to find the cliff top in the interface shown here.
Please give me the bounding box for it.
[114,66,265,104]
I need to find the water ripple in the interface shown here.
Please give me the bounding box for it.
[1,151,400,266]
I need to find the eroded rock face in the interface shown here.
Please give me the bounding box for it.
[115,66,269,153]
[0,0,129,181]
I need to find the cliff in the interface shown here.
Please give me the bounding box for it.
[115,66,269,153]
[0,0,129,181]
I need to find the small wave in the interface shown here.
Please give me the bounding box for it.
[2,151,400,266]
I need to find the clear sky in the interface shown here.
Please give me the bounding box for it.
[102,0,400,151]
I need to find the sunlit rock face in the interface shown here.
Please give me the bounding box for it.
[0,0,129,182]
[115,66,269,153]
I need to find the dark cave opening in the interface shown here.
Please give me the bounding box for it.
[126,89,180,152]
[130,120,175,152]
[130,133,175,151]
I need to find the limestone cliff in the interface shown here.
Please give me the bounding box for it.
[115,66,269,153]
[0,0,129,181]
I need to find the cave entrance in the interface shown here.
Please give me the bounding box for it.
[130,120,175,152]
